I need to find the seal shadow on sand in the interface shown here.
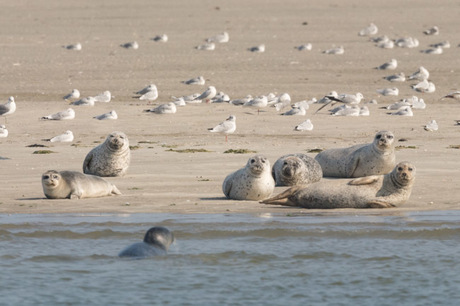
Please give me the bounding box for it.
[200,196,228,201]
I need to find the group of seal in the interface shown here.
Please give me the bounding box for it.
[41,131,130,199]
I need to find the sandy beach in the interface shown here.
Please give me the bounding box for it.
[1,0,459,214]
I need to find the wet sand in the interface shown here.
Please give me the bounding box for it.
[1,0,459,214]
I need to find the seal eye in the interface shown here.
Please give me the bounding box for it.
[408,167,413,171]
[43,175,49,179]
[398,167,403,171]
[376,135,381,139]
[387,135,393,139]
[250,159,255,164]
[53,175,59,179]
[261,159,266,163]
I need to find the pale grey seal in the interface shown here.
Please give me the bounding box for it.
[315,130,396,178]
[261,161,415,209]
[83,131,131,177]
[119,227,174,258]
[272,153,323,186]
[223,155,275,201]
[41,170,121,199]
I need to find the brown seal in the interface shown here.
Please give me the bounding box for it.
[42,170,121,199]
[261,161,415,209]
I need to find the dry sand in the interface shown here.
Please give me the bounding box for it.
[1,0,459,215]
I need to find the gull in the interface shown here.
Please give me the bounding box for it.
[359,106,370,116]
[384,72,405,82]
[120,41,139,49]
[139,87,159,101]
[94,110,118,120]
[93,90,111,103]
[211,92,230,103]
[135,84,157,95]
[230,95,252,106]
[408,66,429,81]
[294,119,313,131]
[315,92,363,113]
[387,106,413,116]
[377,87,399,96]
[243,95,268,114]
[144,102,177,114]
[423,26,439,35]
[0,96,16,123]
[0,125,8,138]
[173,98,186,106]
[208,115,236,142]
[295,43,312,51]
[331,105,360,116]
[152,34,168,42]
[281,105,307,116]
[316,91,338,104]
[63,43,81,50]
[441,91,460,101]
[41,108,75,120]
[72,96,95,106]
[196,43,215,51]
[194,86,216,102]
[358,23,378,36]
[248,44,265,52]
[430,41,450,48]
[274,93,292,111]
[395,37,419,48]
[63,89,80,100]
[206,32,229,43]
[292,100,311,110]
[422,46,443,54]
[182,76,205,85]
[172,93,200,103]
[377,40,394,49]
[424,120,438,131]
[371,35,389,43]
[412,79,436,93]
[323,46,344,54]
[382,100,412,110]
[376,58,397,70]
[45,130,74,142]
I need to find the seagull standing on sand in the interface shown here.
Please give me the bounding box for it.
[315,92,363,113]
[243,95,268,114]
[138,86,159,102]
[208,115,236,142]
[194,86,217,103]
[0,97,16,123]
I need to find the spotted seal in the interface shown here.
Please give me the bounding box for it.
[223,155,275,201]
[83,131,131,177]
[119,227,174,258]
[272,153,322,186]
[261,161,415,209]
[41,170,121,199]
[315,130,396,178]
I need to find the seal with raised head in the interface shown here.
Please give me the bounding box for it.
[315,130,396,178]
[261,161,415,209]
[41,170,121,199]
[83,131,131,177]
[272,153,323,186]
[119,227,174,258]
[223,155,275,201]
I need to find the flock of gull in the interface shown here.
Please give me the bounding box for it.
[1,23,460,142]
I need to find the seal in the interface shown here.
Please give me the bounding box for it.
[272,153,323,186]
[314,130,396,178]
[41,170,121,199]
[119,227,174,258]
[223,155,275,201]
[261,161,415,209]
[83,131,131,177]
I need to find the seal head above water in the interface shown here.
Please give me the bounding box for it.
[119,227,175,258]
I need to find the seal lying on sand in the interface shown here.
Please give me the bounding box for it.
[272,153,323,186]
[223,155,275,201]
[119,227,174,258]
[315,130,396,178]
[261,161,415,209]
[42,170,121,199]
[83,131,131,177]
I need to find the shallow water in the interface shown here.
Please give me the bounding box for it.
[1,211,460,305]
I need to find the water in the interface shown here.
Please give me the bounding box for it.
[1,211,460,306]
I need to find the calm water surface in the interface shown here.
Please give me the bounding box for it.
[1,211,460,305]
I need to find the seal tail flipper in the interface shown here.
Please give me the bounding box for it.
[112,185,122,195]
[365,200,396,208]
[348,175,379,185]
[260,185,304,206]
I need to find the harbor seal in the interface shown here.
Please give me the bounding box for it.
[272,153,323,186]
[261,161,415,209]
[119,227,174,258]
[223,155,275,201]
[41,170,121,199]
[315,130,396,178]
[83,131,131,177]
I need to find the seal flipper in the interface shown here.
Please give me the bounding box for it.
[348,175,379,185]
[111,185,122,195]
[260,185,304,206]
[366,200,395,208]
